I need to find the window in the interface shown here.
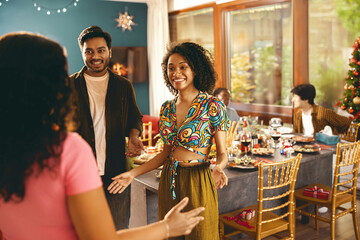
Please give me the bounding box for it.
[169,7,214,53]
[309,0,353,109]
[226,2,292,106]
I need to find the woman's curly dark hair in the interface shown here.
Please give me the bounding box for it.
[161,42,217,95]
[0,32,72,202]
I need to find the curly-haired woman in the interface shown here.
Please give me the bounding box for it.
[110,42,230,239]
[0,33,204,240]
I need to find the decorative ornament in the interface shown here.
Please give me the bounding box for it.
[354,96,360,105]
[115,8,136,32]
[350,85,356,90]
[32,0,79,15]
[349,107,354,114]
[345,98,348,103]
[344,83,349,90]
[341,104,347,110]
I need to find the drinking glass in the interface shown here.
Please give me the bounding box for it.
[270,126,281,149]
[240,131,251,157]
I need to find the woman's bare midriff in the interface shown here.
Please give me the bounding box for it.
[171,146,209,167]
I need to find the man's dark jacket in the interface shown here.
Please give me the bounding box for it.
[69,67,143,181]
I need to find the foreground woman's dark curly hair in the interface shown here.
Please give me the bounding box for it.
[0,32,72,202]
[161,42,217,95]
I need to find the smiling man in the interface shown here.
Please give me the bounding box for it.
[69,26,143,230]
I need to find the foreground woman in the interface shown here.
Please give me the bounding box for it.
[0,32,204,240]
[109,42,230,239]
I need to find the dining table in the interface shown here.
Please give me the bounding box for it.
[128,142,336,228]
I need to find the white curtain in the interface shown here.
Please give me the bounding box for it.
[147,0,173,117]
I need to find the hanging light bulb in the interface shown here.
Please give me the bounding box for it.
[32,0,79,15]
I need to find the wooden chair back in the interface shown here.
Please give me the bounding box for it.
[140,121,152,146]
[339,123,360,142]
[294,141,360,240]
[255,154,302,239]
[333,141,360,207]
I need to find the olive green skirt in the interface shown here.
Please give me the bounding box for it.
[158,159,219,240]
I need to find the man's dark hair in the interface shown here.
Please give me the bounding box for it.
[291,83,316,105]
[213,88,230,96]
[78,26,112,50]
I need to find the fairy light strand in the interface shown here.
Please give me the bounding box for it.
[0,0,10,7]
[32,0,79,15]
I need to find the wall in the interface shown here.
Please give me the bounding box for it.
[0,0,149,114]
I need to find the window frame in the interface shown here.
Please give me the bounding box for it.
[168,0,309,124]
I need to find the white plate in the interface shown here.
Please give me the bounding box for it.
[228,162,257,169]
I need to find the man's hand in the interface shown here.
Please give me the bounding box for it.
[127,136,144,157]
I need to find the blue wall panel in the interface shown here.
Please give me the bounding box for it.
[0,0,149,114]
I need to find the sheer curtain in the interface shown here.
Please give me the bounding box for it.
[147,0,173,117]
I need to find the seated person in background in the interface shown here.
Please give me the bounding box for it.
[214,88,240,122]
[291,83,351,137]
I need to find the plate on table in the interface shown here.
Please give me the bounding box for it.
[228,157,258,170]
[292,136,315,143]
[228,162,257,170]
[251,148,275,156]
[293,144,320,153]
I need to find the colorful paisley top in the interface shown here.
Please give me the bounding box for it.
[159,91,230,155]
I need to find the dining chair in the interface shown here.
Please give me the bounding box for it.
[339,123,360,142]
[140,121,152,146]
[294,141,360,240]
[219,154,302,240]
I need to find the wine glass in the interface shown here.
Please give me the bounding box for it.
[270,126,281,149]
[240,131,251,158]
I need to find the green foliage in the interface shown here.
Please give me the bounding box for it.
[230,44,291,106]
[230,52,255,103]
[312,57,346,109]
[335,0,360,37]
[281,44,292,106]
[252,44,280,104]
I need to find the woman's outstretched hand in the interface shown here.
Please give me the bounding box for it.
[212,165,228,190]
[163,197,205,238]
[107,172,134,194]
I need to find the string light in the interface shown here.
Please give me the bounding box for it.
[32,0,79,15]
[0,0,10,7]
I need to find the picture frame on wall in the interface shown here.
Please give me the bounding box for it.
[110,46,148,83]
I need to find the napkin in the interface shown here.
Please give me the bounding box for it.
[320,125,333,136]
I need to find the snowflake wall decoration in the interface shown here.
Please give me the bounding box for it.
[115,11,136,32]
